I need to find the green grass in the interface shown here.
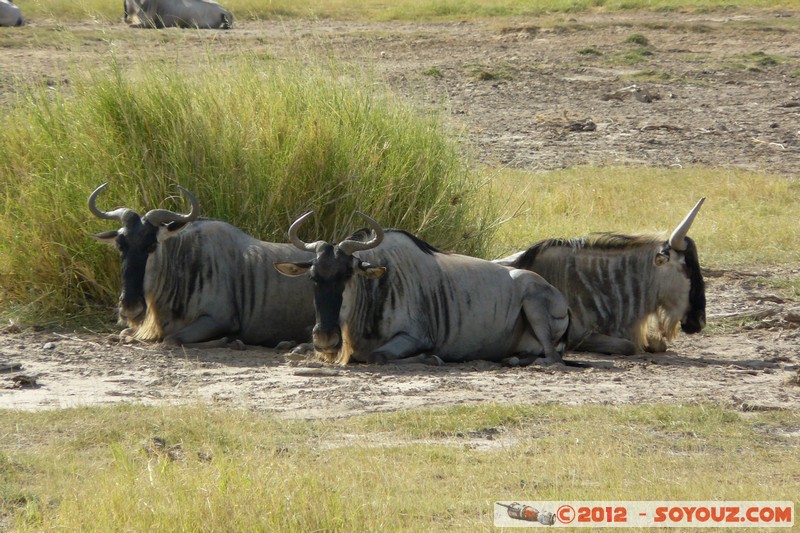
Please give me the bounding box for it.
[763,277,800,299]
[1,403,797,531]
[0,55,496,325]
[723,51,788,72]
[624,32,650,46]
[490,166,800,268]
[620,46,655,64]
[577,46,603,56]
[624,69,675,81]
[421,66,444,78]
[465,63,516,81]
[14,0,800,23]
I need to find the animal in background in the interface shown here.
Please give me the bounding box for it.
[123,0,232,29]
[0,0,24,27]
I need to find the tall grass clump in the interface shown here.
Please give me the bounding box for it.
[0,55,495,325]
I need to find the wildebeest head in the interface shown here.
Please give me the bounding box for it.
[89,183,199,325]
[274,211,386,355]
[655,197,706,334]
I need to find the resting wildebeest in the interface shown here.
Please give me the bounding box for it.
[0,0,23,26]
[274,211,571,366]
[495,198,707,355]
[89,183,314,348]
[123,0,232,29]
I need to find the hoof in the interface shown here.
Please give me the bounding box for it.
[645,338,668,353]
[161,337,181,348]
[422,354,445,366]
[367,352,388,365]
[291,342,314,354]
[227,339,246,351]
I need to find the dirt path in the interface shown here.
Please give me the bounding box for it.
[2,269,798,417]
[1,13,799,415]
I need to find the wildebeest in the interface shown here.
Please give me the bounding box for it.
[0,0,23,27]
[274,211,571,366]
[123,0,232,29]
[89,183,314,348]
[495,198,707,355]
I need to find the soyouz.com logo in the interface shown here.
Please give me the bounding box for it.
[493,501,794,528]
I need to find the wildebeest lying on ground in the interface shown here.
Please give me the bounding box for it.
[274,211,572,367]
[0,0,23,26]
[123,0,232,29]
[89,183,314,348]
[495,198,707,355]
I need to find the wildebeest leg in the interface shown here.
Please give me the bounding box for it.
[368,333,436,365]
[573,332,637,356]
[163,315,240,349]
[520,301,567,365]
[386,354,445,366]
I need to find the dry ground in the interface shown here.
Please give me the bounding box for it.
[1,12,799,416]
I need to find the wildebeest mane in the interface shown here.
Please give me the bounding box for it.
[510,232,667,269]
[347,228,441,255]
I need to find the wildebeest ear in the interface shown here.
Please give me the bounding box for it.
[274,261,313,277]
[92,230,119,246]
[357,263,387,279]
[654,252,670,266]
[156,222,190,243]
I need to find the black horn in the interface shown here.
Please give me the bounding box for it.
[338,212,384,255]
[287,211,327,252]
[88,183,138,223]
[142,186,200,226]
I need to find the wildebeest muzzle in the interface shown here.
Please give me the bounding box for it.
[312,324,342,353]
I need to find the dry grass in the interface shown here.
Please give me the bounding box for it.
[490,166,800,267]
[1,403,798,531]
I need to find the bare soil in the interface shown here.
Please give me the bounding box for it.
[1,12,799,416]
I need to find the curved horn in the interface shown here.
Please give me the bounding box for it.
[669,197,705,251]
[287,210,326,252]
[338,212,384,255]
[88,182,138,223]
[142,186,200,226]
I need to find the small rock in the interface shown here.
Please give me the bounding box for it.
[0,361,22,373]
[275,340,296,351]
[566,119,596,132]
[2,323,21,334]
[11,374,39,388]
[43,342,56,350]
